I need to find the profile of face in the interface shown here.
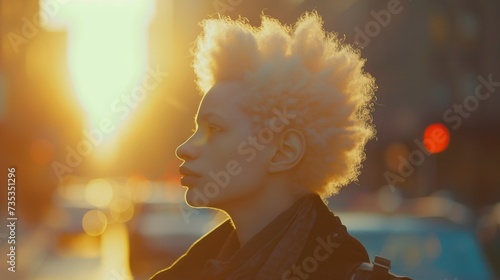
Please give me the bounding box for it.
[176,81,280,209]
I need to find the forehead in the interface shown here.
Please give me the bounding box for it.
[197,81,249,119]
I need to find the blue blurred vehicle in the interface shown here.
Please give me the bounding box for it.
[342,213,497,280]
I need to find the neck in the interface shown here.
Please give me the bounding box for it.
[218,182,307,246]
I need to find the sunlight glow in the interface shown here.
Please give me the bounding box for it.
[41,0,156,160]
[100,223,133,280]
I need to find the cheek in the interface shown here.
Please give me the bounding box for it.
[212,135,249,162]
[229,153,269,187]
[206,129,270,188]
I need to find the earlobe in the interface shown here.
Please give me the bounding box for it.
[268,128,306,173]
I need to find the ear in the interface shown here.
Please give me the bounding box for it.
[267,128,306,173]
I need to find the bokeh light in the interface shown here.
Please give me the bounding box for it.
[85,178,113,208]
[82,209,108,236]
[423,123,450,154]
[109,198,134,223]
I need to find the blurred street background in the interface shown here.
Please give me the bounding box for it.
[0,0,499,279]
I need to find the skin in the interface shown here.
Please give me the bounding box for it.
[176,81,310,246]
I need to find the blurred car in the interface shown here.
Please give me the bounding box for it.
[341,213,497,280]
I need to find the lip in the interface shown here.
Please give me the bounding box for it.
[180,175,200,187]
[179,166,201,187]
[179,166,201,177]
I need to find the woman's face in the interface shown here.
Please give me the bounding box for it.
[176,82,274,209]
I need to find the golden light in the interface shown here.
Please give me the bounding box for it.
[109,198,134,223]
[30,138,55,165]
[82,209,108,236]
[126,175,153,203]
[41,0,156,161]
[58,233,101,258]
[85,178,113,208]
[99,223,133,280]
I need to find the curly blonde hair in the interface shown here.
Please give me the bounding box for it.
[192,11,376,198]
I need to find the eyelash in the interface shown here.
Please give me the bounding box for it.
[208,125,220,133]
[191,124,221,134]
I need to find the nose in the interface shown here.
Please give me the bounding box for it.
[175,138,199,161]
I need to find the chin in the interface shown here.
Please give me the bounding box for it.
[185,186,217,208]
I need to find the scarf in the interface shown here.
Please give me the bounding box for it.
[199,193,319,280]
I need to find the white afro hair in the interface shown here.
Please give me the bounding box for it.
[192,11,376,198]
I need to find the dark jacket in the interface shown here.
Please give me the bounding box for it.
[150,195,369,279]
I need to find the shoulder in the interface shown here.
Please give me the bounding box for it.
[310,220,369,279]
[295,197,370,279]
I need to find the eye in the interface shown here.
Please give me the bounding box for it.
[189,124,220,135]
[208,124,221,134]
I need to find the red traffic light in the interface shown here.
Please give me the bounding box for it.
[423,123,450,154]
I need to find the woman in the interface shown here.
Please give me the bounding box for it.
[151,11,376,280]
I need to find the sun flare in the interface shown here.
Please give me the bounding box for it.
[41,0,156,161]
